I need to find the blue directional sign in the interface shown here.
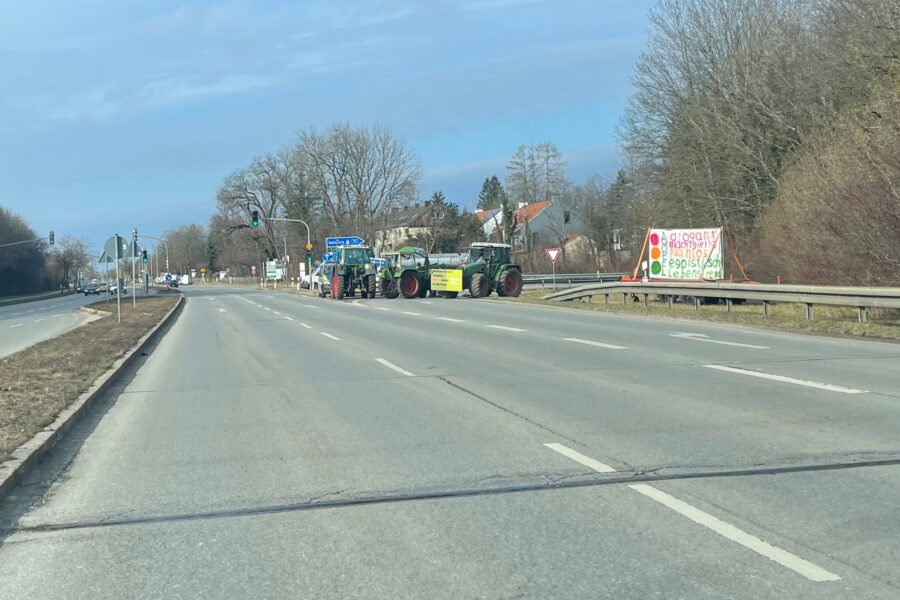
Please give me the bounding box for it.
[326,236,365,248]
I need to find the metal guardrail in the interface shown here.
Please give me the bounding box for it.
[523,272,628,287]
[543,281,900,323]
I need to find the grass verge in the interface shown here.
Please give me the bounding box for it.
[0,295,178,463]
[495,290,900,342]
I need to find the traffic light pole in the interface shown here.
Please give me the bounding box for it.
[267,217,313,284]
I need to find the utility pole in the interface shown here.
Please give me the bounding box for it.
[131,228,138,308]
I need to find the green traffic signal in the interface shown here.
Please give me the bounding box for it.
[251,210,259,227]
[142,250,148,264]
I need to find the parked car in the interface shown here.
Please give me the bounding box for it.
[83,283,101,296]
[302,264,325,290]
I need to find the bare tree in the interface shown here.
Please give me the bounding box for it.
[54,235,89,286]
[298,123,420,243]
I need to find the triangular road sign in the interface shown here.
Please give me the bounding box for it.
[545,247,561,264]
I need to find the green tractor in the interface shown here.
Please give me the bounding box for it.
[325,245,378,300]
[456,242,523,299]
[378,246,432,299]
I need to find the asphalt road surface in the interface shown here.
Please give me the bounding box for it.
[0,292,104,358]
[1,285,899,599]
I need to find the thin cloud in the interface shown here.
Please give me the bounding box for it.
[462,0,542,11]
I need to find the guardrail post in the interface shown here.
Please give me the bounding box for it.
[667,295,673,310]
[763,301,770,317]
[694,297,701,311]
[806,303,814,320]
[643,293,649,307]
[604,293,609,305]
[623,293,627,305]
[858,307,867,323]
[726,298,732,313]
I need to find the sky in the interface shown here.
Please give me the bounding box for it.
[0,0,655,253]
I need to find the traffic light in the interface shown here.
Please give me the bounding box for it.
[48,230,54,245]
[142,250,148,264]
[251,211,259,227]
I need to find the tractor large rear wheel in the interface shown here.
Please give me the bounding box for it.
[497,268,523,297]
[399,271,420,298]
[366,274,376,298]
[335,274,345,300]
[469,272,489,298]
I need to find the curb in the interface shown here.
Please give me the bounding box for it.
[79,306,111,317]
[0,295,186,503]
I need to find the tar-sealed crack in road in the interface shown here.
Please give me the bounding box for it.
[6,455,900,538]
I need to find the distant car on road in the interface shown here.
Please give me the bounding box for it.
[83,283,101,296]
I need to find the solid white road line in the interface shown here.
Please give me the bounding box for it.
[486,325,527,332]
[421,301,434,305]
[563,337,627,350]
[375,358,416,377]
[284,316,294,321]
[436,317,464,323]
[375,307,392,311]
[670,332,769,349]
[703,365,867,394]
[10,324,23,328]
[402,311,422,316]
[303,305,319,309]
[235,296,256,305]
[320,332,340,340]
[628,483,841,582]
[300,323,312,329]
[543,443,617,473]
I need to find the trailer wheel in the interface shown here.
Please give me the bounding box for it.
[497,268,523,297]
[382,279,399,299]
[470,272,489,298]
[399,271,420,298]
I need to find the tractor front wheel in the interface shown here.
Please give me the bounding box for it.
[335,274,345,300]
[498,268,523,297]
[399,271,420,298]
[469,272,489,298]
[366,274,376,298]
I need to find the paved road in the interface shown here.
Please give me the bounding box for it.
[1,285,899,598]
[0,293,104,358]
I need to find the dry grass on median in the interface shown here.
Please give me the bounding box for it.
[496,290,900,342]
[0,295,178,464]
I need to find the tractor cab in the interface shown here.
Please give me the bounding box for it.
[465,242,511,267]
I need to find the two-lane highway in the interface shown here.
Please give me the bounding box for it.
[1,285,898,599]
[0,293,107,358]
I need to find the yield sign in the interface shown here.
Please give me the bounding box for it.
[545,247,561,264]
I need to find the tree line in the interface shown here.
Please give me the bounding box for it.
[0,207,90,296]
[608,0,900,284]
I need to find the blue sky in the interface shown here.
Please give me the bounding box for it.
[0,0,654,252]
